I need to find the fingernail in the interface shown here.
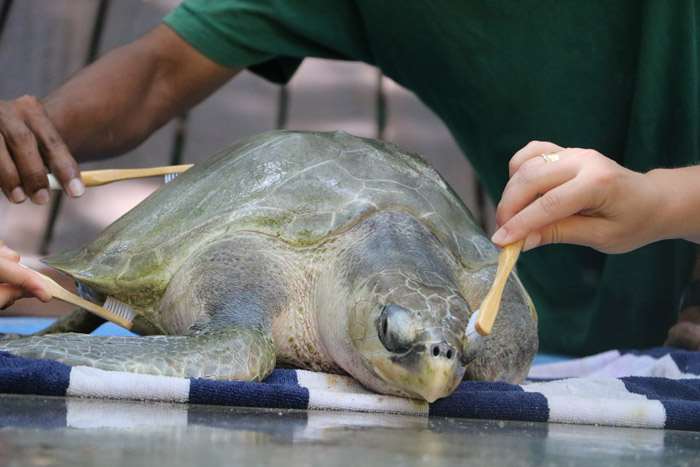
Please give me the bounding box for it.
[491,227,509,245]
[10,186,27,203]
[66,178,85,197]
[32,188,50,205]
[522,232,542,252]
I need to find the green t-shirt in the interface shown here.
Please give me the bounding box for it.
[164,0,700,356]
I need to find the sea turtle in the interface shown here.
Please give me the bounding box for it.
[1,130,537,402]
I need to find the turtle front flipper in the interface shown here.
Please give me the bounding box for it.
[0,326,275,380]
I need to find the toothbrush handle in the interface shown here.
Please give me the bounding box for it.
[475,238,525,336]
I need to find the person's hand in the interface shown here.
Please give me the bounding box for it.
[666,278,700,351]
[0,96,84,204]
[0,240,51,309]
[665,305,700,351]
[491,141,666,254]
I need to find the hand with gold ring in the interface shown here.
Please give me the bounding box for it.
[0,240,50,309]
[489,140,695,254]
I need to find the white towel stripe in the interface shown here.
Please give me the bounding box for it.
[544,395,666,428]
[522,377,667,428]
[297,370,429,415]
[296,370,374,393]
[528,351,697,380]
[528,350,622,379]
[67,366,191,402]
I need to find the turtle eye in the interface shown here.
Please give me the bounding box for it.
[377,304,417,353]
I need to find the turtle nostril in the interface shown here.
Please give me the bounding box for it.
[430,343,456,360]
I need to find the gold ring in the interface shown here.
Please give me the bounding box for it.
[541,152,560,163]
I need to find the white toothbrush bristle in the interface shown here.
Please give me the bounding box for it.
[465,310,479,339]
[164,173,180,183]
[103,296,136,322]
[48,174,62,190]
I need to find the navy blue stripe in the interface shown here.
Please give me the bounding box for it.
[622,376,700,430]
[449,380,531,394]
[661,399,700,431]
[189,369,309,409]
[429,381,549,422]
[262,368,301,386]
[622,376,700,401]
[0,351,70,397]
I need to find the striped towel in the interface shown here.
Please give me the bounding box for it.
[0,347,698,431]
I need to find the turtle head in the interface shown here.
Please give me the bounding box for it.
[347,270,473,402]
[318,210,480,402]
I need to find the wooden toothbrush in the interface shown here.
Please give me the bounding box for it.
[465,238,525,344]
[47,164,194,190]
[26,266,135,330]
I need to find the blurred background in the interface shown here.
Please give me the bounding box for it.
[0,0,495,318]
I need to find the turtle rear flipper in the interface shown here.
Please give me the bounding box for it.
[0,234,292,381]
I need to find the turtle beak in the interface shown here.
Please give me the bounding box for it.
[415,355,462,403]
[367,341,465,402]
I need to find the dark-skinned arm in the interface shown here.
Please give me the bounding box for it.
[0,24,241,204]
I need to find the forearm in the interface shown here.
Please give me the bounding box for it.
[42,24,240,161]
[647,165,700,245]
[40,43,172,161]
